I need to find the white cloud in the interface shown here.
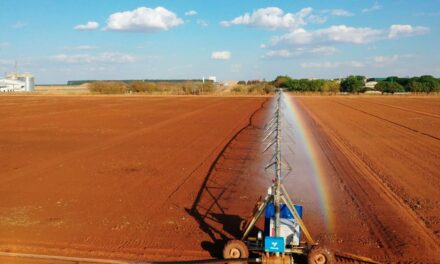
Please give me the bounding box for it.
[306,14,327,24]
[263,46,337,59]
[264,49,297,59]
[300,62,335,68]
[362,2,382,13]
[310,46,338,55]
[372,54,405,63]
[51,54,94,64]
[98,52,137,63]
[11,21,26,29]
[0,59,14,65]
[197,19,208,27]
[51,52,137,64]
[323,9,354,17]
[267,24,428,49]
[306,9,354,24]
[63,45,97,51]
[185,10,197,16]
[300,54,413,69]
[211,51,231,60]
[371,54,414,67]
[388,24,429,39]
[272,25,383,46]
[74,21,99,31]
[220,7,312,30]
[0,42,9,49]
[0,59,33,68]
[300,61,365,68]
[414,11,440,17]
[105,7,183,32]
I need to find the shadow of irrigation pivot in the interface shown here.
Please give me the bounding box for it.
[185,100,269,257]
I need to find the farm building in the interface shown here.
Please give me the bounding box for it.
[0,72,35,92]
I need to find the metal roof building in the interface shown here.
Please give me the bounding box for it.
[0,73,34,92]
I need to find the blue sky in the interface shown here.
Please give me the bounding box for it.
[0,0,439,84]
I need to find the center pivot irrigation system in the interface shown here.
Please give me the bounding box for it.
[221,90,379,264]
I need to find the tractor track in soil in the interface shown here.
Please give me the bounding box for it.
[167,98,269,203]
[328,99,440,239]
[296,96,440,262]
[355,98,440,119]
[0,96,269,263]
[298,101,398,257]
[2,95,440,263]
[333,100,440,141]
[0,99,230,186]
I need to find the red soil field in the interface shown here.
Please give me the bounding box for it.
[1,95,439,263]
[295,95,440,262]
[0,95,268,263]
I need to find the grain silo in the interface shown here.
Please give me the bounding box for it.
[17,73,35,91]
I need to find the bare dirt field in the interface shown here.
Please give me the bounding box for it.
[0,95,268,263]
[1,94,439,263]
[295,95,440,262]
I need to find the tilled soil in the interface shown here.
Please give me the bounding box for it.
[0,95,268,262]
[295,95,440,262]
[1,95,439,263]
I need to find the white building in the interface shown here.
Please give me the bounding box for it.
[365,81,378,89]
[0,72,35,92]
[202,76,217,84]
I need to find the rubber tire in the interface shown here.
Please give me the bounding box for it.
[223,240,249,259]
[308,246,335,264]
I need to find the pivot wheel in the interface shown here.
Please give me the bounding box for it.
[223,240,249,259]
[308,246,335,264]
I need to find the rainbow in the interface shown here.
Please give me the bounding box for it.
[281,94,334,233]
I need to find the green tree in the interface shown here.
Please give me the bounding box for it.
[408,81,424,93]
[128,81,157,93]
[284,79,301,91]
[340,76,365,93]
[310,79,325,92]
[375,81,405,93]
[321,81,340,94]
[384,76,399,82]
[89,81,128,94]
[418,75,440,93]
[273,75,292,88]
[298,79,310,92]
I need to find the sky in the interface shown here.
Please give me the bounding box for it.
[0,0,439,84]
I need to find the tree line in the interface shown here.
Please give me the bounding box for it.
[273,75,440,94]
[375,75,440,93]
[89,81,215,95]
[272,76,339,93]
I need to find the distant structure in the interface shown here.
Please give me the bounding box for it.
[221,80,238,87]
[365,77,385,90]
[0,72,35,92]
[202,76,217,84]
[365,80,378,89]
